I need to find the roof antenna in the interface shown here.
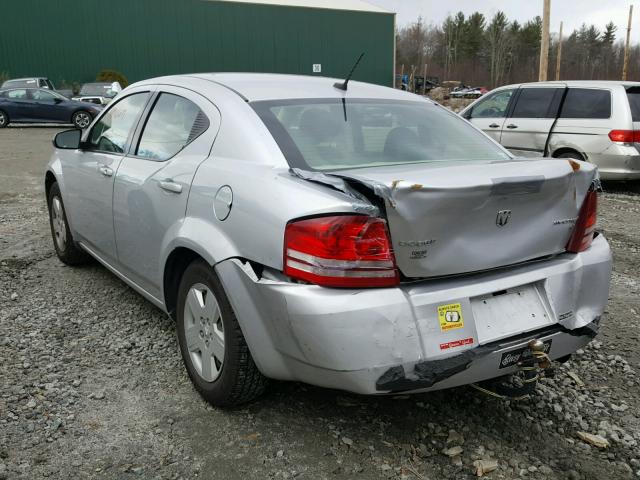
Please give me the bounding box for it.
[333,52,365,91]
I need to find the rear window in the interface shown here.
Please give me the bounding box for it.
[560,88,611,119]
[252,99,510,171]
[80,83,111,96]
[4,79,36,88]
[627,87,640,121]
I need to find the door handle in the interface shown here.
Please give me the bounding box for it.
[506,124,518,129]
[159,180,183,194]
[489,123,500,128]
[98,165,113,177]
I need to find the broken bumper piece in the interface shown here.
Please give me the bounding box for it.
[376,320,599,393]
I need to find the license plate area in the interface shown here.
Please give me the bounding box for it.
[471,283,553,344]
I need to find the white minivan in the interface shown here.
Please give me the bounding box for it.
[461,81,640,180]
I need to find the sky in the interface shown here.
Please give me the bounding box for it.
[367,0,639,42]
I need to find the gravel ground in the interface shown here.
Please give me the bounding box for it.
[1,127,640,480]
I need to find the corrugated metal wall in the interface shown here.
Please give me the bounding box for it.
[0,0,394,87]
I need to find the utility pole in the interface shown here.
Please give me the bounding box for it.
[422,64,428,95]
[539,0,551,81]
[555,21,563,81]
[623,4,633,80]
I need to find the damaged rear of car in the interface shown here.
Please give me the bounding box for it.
[49,73,611,406]
[235,91,612,396]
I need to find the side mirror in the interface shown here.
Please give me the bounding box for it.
[53,129,82,149]
[54,97,64,104]
[462,109,472,120]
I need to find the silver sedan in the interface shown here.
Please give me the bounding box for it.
[45,74,612,406]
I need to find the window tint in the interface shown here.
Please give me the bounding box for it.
[471,89,513,118]
[32,90,57,101]
[560,89,611,119]
[7,89,27,99]
[511,88,558,118]
[253,99,511,171]
[136,93,209,161]
[88,93,149,154]
[627,87,640,121]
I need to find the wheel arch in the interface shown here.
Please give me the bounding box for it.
[161,247,290,379]
[551,146,586,161]
[45,170,57,201]
[163,247,205,320]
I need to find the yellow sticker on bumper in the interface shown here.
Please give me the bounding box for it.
[438,303,464,331]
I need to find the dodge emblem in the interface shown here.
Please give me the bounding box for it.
[496,210,511,227]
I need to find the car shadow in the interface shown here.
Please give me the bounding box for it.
[601,180,640,195]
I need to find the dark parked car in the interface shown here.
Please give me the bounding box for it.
[0,88,102,128]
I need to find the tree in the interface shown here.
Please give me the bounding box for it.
[485,12,511,87]
[396,18,430,69]
[394,10,639,88]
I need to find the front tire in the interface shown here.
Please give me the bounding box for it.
[47,182,91,265]
[0,110,9,128]
[176,259,267,407]
[72,110,92,129]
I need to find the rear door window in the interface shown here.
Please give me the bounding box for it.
[7,89,28,99]
[627,87,640,121]
[511,88,559,118]
[135,93,209,161]
[32,90,57,101]
[560,89,611,119]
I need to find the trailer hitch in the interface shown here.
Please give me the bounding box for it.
[470,339,554,400]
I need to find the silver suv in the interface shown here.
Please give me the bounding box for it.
[461,81,640,180]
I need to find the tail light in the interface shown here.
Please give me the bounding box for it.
[608,129,640,143]
[566,189,598,253]
[284,215,399,288]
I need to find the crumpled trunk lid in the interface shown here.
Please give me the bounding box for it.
[337,159,597,278]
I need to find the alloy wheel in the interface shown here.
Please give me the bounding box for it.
[51,196,67,251]
[183,283,225,382]
[74,112,91,129]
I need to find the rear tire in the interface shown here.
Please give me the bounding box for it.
[176,259,268,407]
[0,110,9,128]
[555,151,585,162]
[47,182,91,265]
[72,110,92,129]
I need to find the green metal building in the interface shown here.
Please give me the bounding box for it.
[0,0,395,88]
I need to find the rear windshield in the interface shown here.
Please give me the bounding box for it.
[627,87,640,121]
[252,99,510,171]
[80,83,116,97]
[3,79,36,88]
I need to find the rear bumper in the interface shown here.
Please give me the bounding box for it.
[587,144,640,180]
[216,234,612,395]
[376,320,598,392]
